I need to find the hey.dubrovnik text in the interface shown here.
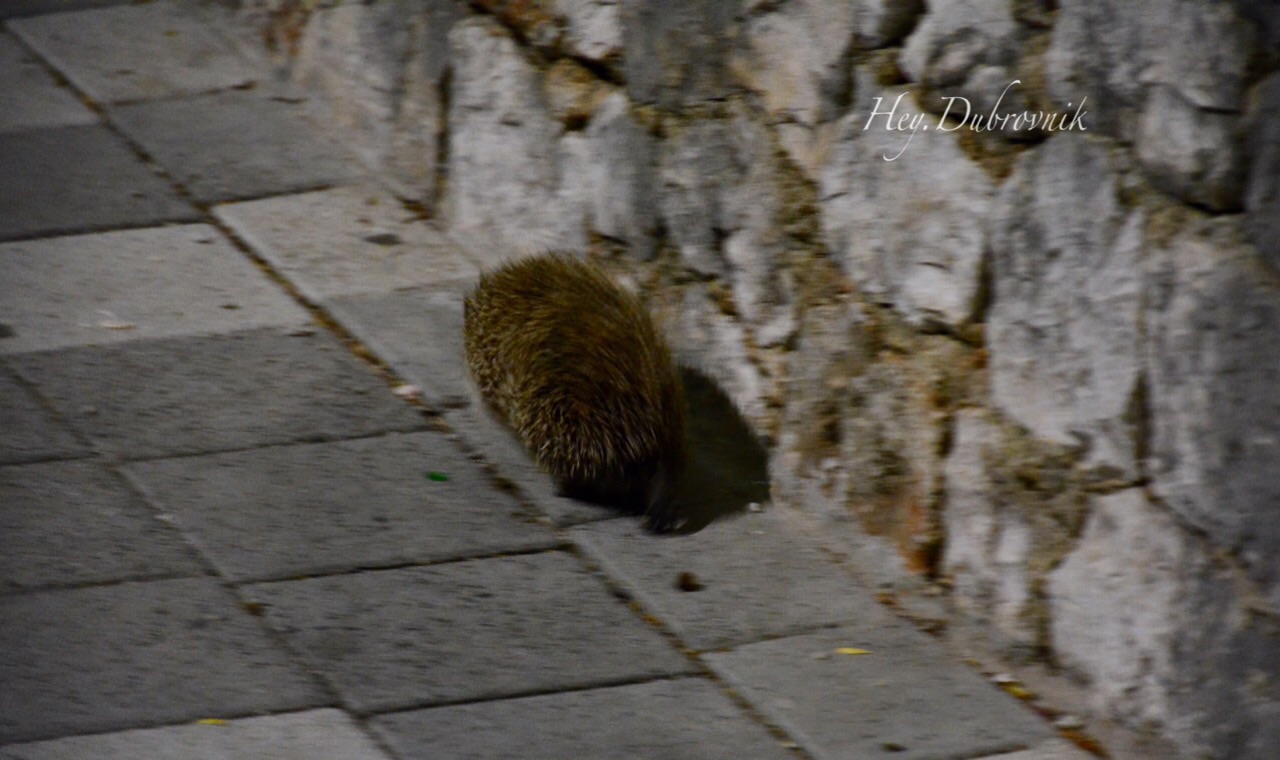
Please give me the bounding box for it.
[864,80,1088,160]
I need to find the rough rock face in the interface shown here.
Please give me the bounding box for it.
[1143,216,1280,604]
[987,133,1142,480]
[241,0,1280,755]
[821,85,994,330]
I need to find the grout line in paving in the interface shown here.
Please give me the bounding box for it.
[560,541,822,759]
[223,544,575,589]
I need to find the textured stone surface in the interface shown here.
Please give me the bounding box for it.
[0,225,311,355]
[987,134,1141,479]
[1136,85,1246,211]
[1245,72,1280,274]
[0,31,96,132]
[126,432,558,583]
[8,328,426,459]
[656,107,800,334]
[1143,216,1280,596]
[658,120,737,277]
[111,89,364,203]
[1045,489,1280,760]
[0,367,87,465]
[373,678,796,760]
[837,339,960,573]
[900,0,1021,120]
[215,186,477,302]
[706,625,1055,760]
[9,1,259,103]
[0,125,197,242]
[291,0,462,199]
[619,0,737,109]
[1045,0,1257,135]
[820,86,994,329]
[0,578,325,743]
[731,0,856,128]
[246,553,695,713]
[444,18,581,257]
[1,709,392,760]
[941,411,1037,649]
[326,284,473,411]
[0,459,200,592]
[571,511,894,650]
[562,91,659,258]
[1047,490,1190,728]
[555,0,624,62]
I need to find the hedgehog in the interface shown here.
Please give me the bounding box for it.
[463,252,687,532]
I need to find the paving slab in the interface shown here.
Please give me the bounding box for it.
[326,284,473,410]
[111,90,365,204]
[372,677,796,760]
[0,708,392,760]
[125,432,559,583]
[0,225,312,355]
[0,125,197,242]
[570,510,897,650]
[0,366,87,464]
[0,32,96,133]
[8,1,260,103]
[7,327,427,460]
[245,552,696,714]
[0,577,327,744]
[704,625,1055,760]
[215,185,479,302]
[0,459,202,593]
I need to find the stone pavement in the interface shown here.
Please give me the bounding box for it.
[0,3,1093,759]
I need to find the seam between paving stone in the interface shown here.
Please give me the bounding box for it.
[558,540,822,758]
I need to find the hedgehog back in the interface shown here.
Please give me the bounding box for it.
[463,253,685,510]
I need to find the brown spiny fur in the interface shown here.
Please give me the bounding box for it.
[463,252,687,531]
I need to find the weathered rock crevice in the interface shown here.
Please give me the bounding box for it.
[228,1,1280,756]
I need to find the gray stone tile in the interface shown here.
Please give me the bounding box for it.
[246,552,696,713]
[372,677,796,760]
[1,709,393,760]
[8,1,259,103]
[215,185,479,302]
[0,459,201,593]
[111,90,365,204]
[126,432,559,583]
[0,366,87,464]
[0,578,327,744]
[8,327,427,460]
[704,626,1055,760]
[0,125,197,242]
[0,225,312,355]
[570,510,896,650]
[0,32,96,133]
[326,284,472,411]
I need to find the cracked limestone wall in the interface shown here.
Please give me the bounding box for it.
[231,1,1280,756]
